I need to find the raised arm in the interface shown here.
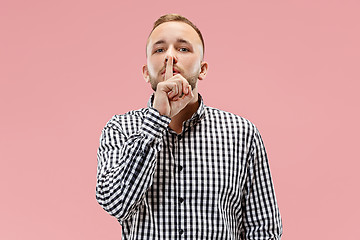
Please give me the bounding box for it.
[97,56,195,222]
[96,108,171,221]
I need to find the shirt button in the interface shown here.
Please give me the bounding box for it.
[179,229,184,235]
[179,165,183,172]
[179,197,184,203]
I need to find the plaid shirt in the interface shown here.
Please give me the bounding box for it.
[96,94,282,239]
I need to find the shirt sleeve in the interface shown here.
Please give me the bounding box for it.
[241,127,283,240]
[96,108,171,222]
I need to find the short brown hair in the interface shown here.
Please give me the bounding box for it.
[148,14,205,56]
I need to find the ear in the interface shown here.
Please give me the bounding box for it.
[198,61,208,81]
[142,64,150,83]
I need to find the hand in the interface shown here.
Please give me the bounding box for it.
[153,57,194,118]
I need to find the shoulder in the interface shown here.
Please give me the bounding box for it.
[102,108,149,134]
[203,105,257,133]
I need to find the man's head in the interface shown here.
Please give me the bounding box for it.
[147,14,205,58]
[142,14,208,91]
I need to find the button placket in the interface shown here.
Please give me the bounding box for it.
[177,133,185,237]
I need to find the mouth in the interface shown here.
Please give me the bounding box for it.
[172,70,180,75]
[161,68,181,76]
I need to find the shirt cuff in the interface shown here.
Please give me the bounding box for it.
[141,107,171,140]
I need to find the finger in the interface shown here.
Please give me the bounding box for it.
[177,76,189,97]
[167,90,175,98]
[182,80,189,95]
[171,88,180,100]
[187,85,192,96]
[168,84,178,98]
[165,56,173,81]
[183,85,194,101]
[158,81,177,95]
[184,85,192,97]
[176,79,183,98]
[170,82,178,96]
[180,90,193,106]
[168,75,183,99]
[174,74,188,98]
[177,85,191,101]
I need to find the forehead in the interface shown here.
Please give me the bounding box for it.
[147,21,202,48]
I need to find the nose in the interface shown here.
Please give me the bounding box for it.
[164,47,178,64]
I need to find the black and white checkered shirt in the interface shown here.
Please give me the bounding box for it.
[96,94,282,239]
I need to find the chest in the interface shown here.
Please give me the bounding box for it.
[150,127,249,206]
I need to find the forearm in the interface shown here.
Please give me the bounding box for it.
[96,108,171,220]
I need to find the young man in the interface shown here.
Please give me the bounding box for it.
[96,14,283,239]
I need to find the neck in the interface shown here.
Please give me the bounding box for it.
[169,91,199,134]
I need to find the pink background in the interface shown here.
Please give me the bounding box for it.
[1,0,359,239]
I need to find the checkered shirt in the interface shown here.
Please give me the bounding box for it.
[96,94,282,239]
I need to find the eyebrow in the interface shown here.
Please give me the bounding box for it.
[152,38,192,47]
[153,40,166,46]
[177,38,191,44]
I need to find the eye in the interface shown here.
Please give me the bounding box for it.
[179,48,189,52]
[154,48,164,53]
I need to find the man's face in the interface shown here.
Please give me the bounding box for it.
[143,21,206,91]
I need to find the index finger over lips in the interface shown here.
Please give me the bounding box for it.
[164,56,173,81]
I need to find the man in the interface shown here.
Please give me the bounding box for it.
[96,14,282,239]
